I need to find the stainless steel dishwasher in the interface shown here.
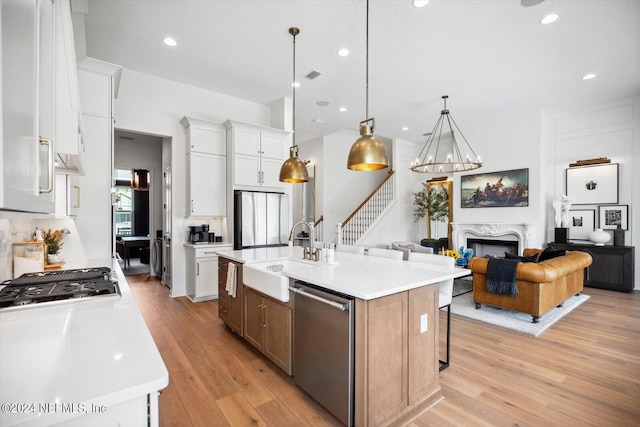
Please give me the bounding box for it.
[290,280,355,427]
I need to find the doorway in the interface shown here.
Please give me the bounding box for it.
[113,129,165,276]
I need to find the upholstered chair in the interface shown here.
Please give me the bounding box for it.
[366,247,404,260]
[407,252,455,371]
[335,245,365,255]
[391,241,434,260]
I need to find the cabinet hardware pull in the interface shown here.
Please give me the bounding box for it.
[191,200,194,213]
[73,185,81,209]
[39,137,54,194]
[196,262,199,275]
[261,304,267,328]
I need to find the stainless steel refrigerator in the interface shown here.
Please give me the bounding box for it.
[234,191,290,249]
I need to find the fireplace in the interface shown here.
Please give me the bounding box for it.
[451,222,537,256]
[467,238,518,258]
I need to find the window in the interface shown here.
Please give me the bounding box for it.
[115,185,132,236]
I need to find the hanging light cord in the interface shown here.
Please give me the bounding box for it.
[365,0,370,120]
[292,29,297,146]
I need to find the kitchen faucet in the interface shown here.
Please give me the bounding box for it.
[289,221,319,261]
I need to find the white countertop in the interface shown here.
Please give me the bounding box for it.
[216,246,470,300]
[0,259,169,427]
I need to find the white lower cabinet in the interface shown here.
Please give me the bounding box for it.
[55,393,159,427]
[186,245,232,302]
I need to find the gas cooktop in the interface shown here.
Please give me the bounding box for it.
[0,267,119,310]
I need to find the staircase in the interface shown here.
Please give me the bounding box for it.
[338,170,395,245]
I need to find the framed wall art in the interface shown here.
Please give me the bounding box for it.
[567,209,595,241]
[599,205,628,230]
[566,163,618,205]
[460,168,528,208]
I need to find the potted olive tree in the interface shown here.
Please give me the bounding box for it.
[413,181,450,252]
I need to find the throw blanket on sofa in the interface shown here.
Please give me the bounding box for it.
[486,258,520,296]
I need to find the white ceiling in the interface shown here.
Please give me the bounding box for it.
[84,0,640,145]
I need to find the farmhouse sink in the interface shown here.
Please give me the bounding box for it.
[243,259,312,302]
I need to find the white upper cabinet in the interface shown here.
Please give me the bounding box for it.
[53,0,84,174]
[181,117,226,217]
[1,0,56,214]
[224,120,289,191]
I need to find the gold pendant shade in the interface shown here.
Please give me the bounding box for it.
[279,146,309,183]
[347,121,389,171]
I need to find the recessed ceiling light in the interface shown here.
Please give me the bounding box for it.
[412,0,430,7]
[540,14,558,24]
[337,48,350,57]
[163,37,177,47]
[316,100,330,107]
[291,81,301,88]
[401,127,409,131]
[339,107,347,112]
[313,118,325,124]
[582,73,596,80]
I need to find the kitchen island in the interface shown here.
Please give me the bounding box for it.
[216,246,469,427]
[0,260,168,427]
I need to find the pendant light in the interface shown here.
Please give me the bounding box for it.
[410,95,482,174]
[347,0,389,171]
[279,27,309,183]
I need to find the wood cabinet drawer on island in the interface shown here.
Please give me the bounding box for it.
[218,256,244,336]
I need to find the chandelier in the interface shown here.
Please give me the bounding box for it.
[410,95,482,174]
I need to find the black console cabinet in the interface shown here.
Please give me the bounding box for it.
[550,243,635,292]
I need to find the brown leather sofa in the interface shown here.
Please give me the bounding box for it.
[468,248,592,323]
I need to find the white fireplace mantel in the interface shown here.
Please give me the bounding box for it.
[451,222,537,255]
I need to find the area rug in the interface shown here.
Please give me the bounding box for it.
[449,292,590,336]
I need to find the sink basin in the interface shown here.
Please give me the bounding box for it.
[243,259,311,302]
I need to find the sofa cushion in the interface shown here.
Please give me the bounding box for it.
[505,252,540,263]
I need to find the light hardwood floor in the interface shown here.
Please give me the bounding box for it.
[128,275,640,426]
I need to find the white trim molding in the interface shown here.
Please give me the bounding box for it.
[451,222,537,255]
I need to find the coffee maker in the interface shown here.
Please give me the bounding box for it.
[188,225,209,244]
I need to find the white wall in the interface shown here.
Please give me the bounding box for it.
[542,97,639,290]
[114,68,271,297]
[298,129,393,243]
[451,109,544,247]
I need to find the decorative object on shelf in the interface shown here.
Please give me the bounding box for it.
[613,225,625,246]
[552,195,571,243]
[568,157,611,168]
[566,163,618,205]
[410,95,482,174]
[599,204,628,230]
[567,209,595,241]
[455,247,474,267]
[460,168,528,208]
[347,0,389,171]
[588,228,610,246]
[279,27,309,184]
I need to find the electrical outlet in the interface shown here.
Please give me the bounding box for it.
[420,313,428,333]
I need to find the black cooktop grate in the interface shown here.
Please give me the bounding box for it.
[6,267,112,285]
[0,279,117,307]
